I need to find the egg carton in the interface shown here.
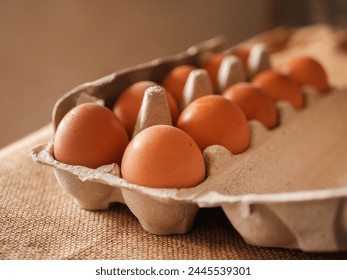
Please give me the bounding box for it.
[30,36,347,252]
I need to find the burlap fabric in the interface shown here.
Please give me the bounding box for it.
[1,25,347,260]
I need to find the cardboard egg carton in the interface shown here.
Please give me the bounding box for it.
[30,36,347,252]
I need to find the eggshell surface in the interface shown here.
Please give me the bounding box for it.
[223,82,278,129]
[121,125,205,189]
[177,95,250,154]
[162,65,197,103]
[54,103,129,168]
[113,81,179,137]
[279,56,329,93]
[201,52,224,89]
[252,70,304,109]
[230,47,250,71]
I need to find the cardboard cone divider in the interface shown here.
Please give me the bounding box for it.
[180,69,213,110]
[132,86,172,137]
[30,36,347,251]
[217,55,246,93]
[247,43,271,79]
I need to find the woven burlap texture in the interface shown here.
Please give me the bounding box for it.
[1,24,347,259]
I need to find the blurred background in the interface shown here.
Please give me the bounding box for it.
[1,0,346,148]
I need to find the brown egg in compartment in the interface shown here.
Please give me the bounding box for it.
[121,125,205,189]
[252,70,304,109]
[177,95,250,154]
[279,56,329,93]
[222,82,278,129]
[54,103,129,169]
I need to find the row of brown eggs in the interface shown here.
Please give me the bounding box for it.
[53,46,329,190]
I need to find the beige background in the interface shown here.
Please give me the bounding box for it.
[1,0,345,148]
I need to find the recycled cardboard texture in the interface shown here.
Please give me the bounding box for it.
[31,31,347,252]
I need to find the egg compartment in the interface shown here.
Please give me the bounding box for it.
[30,36,347,252]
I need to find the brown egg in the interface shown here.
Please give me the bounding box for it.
[113,81,179,137]
[223,82,278,129]
[177,95,250,154]
[202,48,249,89]
[54,103,129,169]
[279,56,329,93]
[201,52,224,89]
[121,125,205,188]
[162,65,197,103]
[230,47,250,71]
[252,70,304,109]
